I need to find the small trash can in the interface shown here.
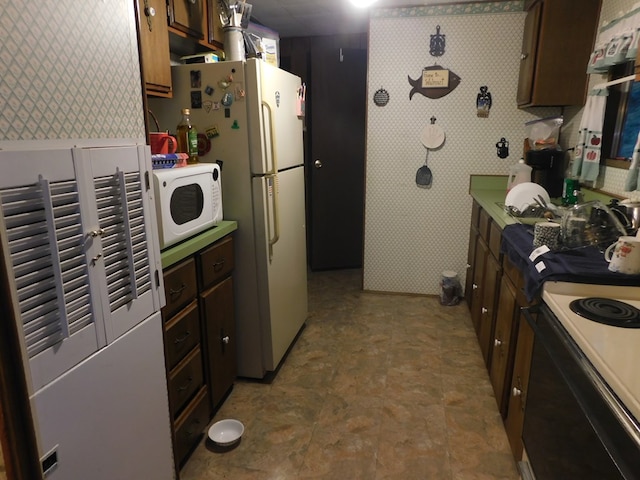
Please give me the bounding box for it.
[440,270,462,306]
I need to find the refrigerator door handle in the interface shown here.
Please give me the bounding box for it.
[261,101,278,175]
[265,174,280,262]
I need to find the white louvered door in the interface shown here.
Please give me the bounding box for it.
[0,149,103,391]
[0,146,163,392]
[73,146,160,343]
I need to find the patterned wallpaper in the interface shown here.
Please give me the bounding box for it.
[364,1,563,295]
[0,0,145,143]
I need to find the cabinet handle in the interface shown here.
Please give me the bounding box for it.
[472,283,478,290]
[178,376,193,392]
[91,252,103,265]
[512,386,522,397]
[89,228,105,237]
[494,338,502,347]
[143,0,155,32]
[174,331,191,344]
[222,335,230,345]
[481,307,488,314]
[185,418,201,437]
[169,283,187,297]
[213,259,225,272]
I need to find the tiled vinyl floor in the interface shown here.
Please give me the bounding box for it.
[180,269,520,480]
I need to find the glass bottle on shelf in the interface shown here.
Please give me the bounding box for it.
[176,108,198,164]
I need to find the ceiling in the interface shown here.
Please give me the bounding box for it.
[247,0,503,38]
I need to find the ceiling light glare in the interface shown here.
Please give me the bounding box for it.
[349,0,378,8]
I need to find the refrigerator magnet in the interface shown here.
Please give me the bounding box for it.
[222,92,233,107]
[231,120,240,130]
[190,70,201,88]
[205,85,215,96]
[191,91,202,109]
[235,84,245,99]
[206,125,220,139]
[203,101,213,113]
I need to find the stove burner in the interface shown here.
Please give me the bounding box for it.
[569,298,640,328]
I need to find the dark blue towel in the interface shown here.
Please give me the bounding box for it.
[500,224,640,301]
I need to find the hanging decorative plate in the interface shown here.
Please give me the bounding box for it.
[408,65,461,100]
[373,88,389,106]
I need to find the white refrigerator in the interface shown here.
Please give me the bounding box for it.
[149,59,308,378]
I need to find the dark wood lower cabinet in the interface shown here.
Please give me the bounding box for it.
[466,199,538,463]
[161,234,236,475]
[504,314,535,460]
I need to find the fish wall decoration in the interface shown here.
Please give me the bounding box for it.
[408,65,461,100]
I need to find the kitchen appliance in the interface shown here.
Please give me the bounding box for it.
[149,59,308,378]
[525,149,564,198]
[0,146,173,479]
[520,282,640,480]
[152,163,223,249]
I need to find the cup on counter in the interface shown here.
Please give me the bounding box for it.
[533,221,561,250]
[562,217,588,248]
[150,132,177,154]
[604,236,640,275]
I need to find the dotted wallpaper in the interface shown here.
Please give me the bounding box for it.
[0,0,145,142]
[364,2,562,295]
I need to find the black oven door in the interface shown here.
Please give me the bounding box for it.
[522,304,640,480]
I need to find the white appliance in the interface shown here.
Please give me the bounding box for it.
[152,163,223,248]
[0,146,174,479]
[542,281,640,423]
[149,59,308,378]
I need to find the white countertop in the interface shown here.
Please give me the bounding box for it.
[542,281,640,424]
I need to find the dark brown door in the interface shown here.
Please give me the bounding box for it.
[309,48,367,270]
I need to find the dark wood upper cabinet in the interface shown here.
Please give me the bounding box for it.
[167,0,205,40]
[517,0,601,107]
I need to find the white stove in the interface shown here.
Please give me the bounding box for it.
[543,281,640,424]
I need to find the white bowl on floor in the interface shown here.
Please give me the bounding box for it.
[208,419,244,446]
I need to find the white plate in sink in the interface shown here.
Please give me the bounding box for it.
[505,182,550,213]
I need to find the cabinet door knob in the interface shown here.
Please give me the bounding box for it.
[89,228,105,237]
[213,259,225,272]
[466,263,471,269]
[222,335,230,344]
[512,386,522,397]
[314,159,323,169]
[481,307,488,314]
[494,338,502,347]
[521,53,528,60]
[472,283,478,290]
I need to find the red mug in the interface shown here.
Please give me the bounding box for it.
[150,132,177,154]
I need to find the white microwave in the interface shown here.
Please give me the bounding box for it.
[152,163,223,249]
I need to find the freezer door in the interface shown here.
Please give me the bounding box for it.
[252,166,308,371]
[246,59,304,174]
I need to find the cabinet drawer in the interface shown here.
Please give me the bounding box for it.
[164,301,201,370]
[162,258,197,320]
[478,208,491,242]
[488,220,502,260]
[198,236,234,290]
[471,201,481,231]
[174,387,209,467]
[168,346,204,418]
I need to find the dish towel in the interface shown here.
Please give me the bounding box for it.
[573,88,608,183]
[624,130,640,191]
